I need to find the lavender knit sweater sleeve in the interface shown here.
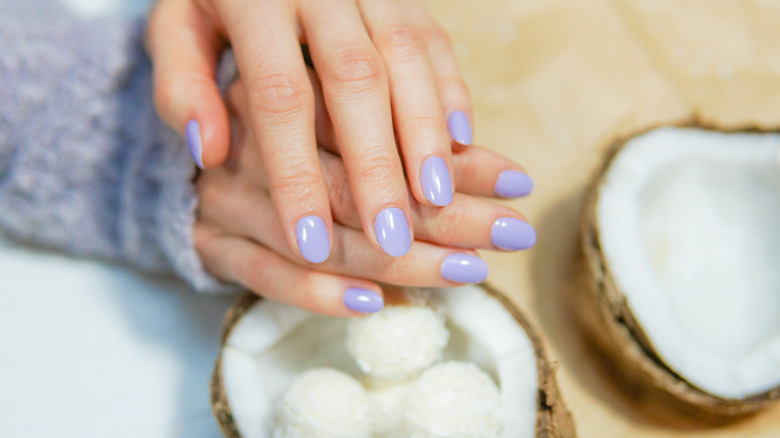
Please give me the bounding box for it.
[0,0,233,292]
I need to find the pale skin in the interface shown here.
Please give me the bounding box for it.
[194,78,531,317]
[146,0,476,262]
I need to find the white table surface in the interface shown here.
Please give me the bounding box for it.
[1,1,236,434]
[0,235,236,437]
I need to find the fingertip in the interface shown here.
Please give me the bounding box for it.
[185,119,205,169]
[199,117,231,169]
[491,217,537,250]
[447,110,472,146]
[440,253,488,284]
[419,155,454,207]
[185,113,231,169]
[343,286,385,314]
[495,169,534,198]
[373,207,412,257]
[193,88,231,169]
[296,215,332,264]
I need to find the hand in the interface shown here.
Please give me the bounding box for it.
[147,0,475,264]
[194,79,535,316]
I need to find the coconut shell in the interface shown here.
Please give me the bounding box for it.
[210,285,577,438]
[578,124,780,417]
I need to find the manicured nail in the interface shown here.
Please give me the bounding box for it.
[447,111,472,145]
[495,170,534,198]
[441,254,489,284]
[344,288,384,313]
[185,119,204,169]
[421,156,453,206]
[374,208,412,257]
[296,216,330,264]
[491,217,537,250]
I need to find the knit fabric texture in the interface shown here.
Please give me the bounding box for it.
[0,0,235,292]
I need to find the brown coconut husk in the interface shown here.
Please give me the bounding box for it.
[210,285,577,437]
[578,122,780,418]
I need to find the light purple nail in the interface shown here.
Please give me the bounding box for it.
[495,170,534,198]
[441,254,489,284]
[447,111,472,145]
[344,288,384,313]
[421,156,453,206]
[374,208,411,257]
[185,119,204,169]
[296,216,330,263]
[491,217,536,250]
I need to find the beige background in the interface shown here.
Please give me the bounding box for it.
[426,0,780,436]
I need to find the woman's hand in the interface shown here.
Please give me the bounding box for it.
[193,78,535,317]
[146,0,475,263]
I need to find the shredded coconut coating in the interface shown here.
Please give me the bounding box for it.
[366,379,411,438]
[405,362,504,438]
[347,306,449,381]
[272,368,371,438]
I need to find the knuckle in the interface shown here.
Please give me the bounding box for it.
[329,170,357,218]
[192,224,218,255]
[421,25,451,49]
[153,73,178,116]
[196,178,220,207]
[408,113,446,133]
[145,1,171,42]
[145,7,163,40]
[432,210,462,241]
[326,47,385,89]
[270,166,321,202]
[244,255,274,293]
[355,153,402,187]
[299,273,323,301]
[377,24,423,59]
[251,71,311,115]
[437,75,469,96]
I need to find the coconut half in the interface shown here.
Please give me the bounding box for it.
[581,126,780,415]
[210,284,576,437]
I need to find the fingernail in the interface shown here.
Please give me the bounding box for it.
[421,156,453,206]
[495,170,534,198]
[296,216,330,263]
[447,111,472,145]
[374,208,412,257]
[491,217,537,250]
[185,119,204,169]
[344,288,384,313]
[441,254,489,284]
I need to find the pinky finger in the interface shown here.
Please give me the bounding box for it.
[197,231,384,316]
[401,0,473,146]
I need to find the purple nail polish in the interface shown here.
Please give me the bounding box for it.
[441,254,489,284]
[491,217,536,250]
[447,111,472,145]
[421,156,453,206]
[296,216,330,263]
[185,119,204,169]
[495,170,534,198]
[374,208,412,257]
[344,288,384,313]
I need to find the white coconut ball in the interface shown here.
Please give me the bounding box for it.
[405,362,504,438]
[347,305,449,381]
[366,379,411,438]
[272,368,371,438]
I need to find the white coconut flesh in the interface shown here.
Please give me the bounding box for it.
[219,285,539,438]
[597,127,780,399]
